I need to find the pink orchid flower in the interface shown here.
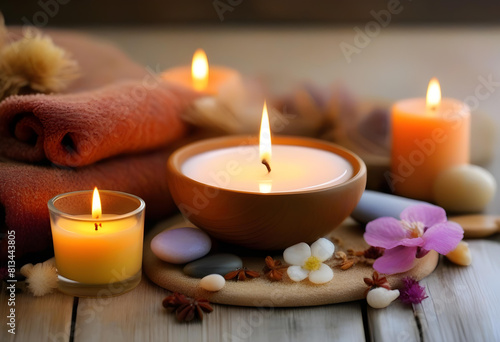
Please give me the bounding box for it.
[364,204,464,274]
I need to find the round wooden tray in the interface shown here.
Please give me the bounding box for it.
[143,215,438,307]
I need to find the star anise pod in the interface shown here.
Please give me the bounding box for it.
[162,292,213,322]
[162,292,188,312]
[224,267,260,281]
[363,271,391,297]
[176,298,213,322]
[263,256,287,281]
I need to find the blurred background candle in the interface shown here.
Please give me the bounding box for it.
[161,48,243,96]
[161,48,249,132]
[49,188,145,297]
[390,78,471,201]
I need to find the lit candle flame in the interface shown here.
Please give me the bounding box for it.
[92,187,102,220]
[259,101,272,173]
[191,49,209,91]
[426,77,441,111]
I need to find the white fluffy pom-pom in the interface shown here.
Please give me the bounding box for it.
[20,258,58,296]
[0,26,80,101]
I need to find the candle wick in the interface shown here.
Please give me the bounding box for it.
[262,159,271,173]
[94,222,102,231]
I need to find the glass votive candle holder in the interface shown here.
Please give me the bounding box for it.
[48,190,145,297]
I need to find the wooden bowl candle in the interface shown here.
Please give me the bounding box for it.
[167,105,367,250]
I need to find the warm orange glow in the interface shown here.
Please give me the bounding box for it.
[426,77,441,110]
[191,49,209,91]
[92,187,102,220]
[259,101,272,170]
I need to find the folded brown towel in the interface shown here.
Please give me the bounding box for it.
[0,147,178,259]
[0,80,194,166]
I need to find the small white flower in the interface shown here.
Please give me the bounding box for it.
[283,238,335,284]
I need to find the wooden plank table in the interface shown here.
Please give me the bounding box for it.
[2,232,499,341]
[2,26,500,341]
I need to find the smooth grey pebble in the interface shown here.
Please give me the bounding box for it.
[183,253,243,278]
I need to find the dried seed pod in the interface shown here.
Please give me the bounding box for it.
[340,260,355,270]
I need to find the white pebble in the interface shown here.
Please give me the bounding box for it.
[366,288,400,309]
[199,274,225,292]
[433,165,496,213]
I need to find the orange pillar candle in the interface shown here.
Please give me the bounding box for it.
[389,78,470,201]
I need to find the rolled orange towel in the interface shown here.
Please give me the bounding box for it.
[0,27,198,166]
[0,80,195,166]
